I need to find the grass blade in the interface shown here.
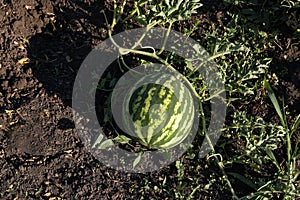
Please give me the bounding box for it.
[227,172,258,190]
[291,114,300,136]
[133,152,142,169]
[263,77,285,126]
[98,139,114,149]
[91,134,104,149]
[265,148,281,171]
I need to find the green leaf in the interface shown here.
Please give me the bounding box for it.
[133,153,142,169]
[263,77,285,126]
[241,8,255,15]
[291,114,300,136]
[114,135,132,144]
[227,172,257,190]
[98,139,114,149]
[109,78,116,88]
[265,148,281,171]
[164,0,170,7]
[91,134,104,149]
[133,15,148,26]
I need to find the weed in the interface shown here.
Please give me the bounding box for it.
[95,0,300,199]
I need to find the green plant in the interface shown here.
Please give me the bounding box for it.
[95,0,206,152]
[95,0,300,198]
[261,78,300,200]
[223,78,300,199]
[111,0,202,28]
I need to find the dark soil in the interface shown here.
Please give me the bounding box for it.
[0,0,299,199]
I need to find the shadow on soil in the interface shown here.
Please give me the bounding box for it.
[26,0,109,107]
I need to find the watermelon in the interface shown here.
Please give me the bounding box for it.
[121,73,195,149]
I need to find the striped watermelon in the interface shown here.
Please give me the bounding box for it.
[122,73,195,149]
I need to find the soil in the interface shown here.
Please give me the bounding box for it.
[0,0,299,199]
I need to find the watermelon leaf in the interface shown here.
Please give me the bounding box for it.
[114,135,132,144]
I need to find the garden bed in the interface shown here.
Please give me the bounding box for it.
[0,0,299,199]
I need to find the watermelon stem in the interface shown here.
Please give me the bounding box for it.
[199,102,238,199]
